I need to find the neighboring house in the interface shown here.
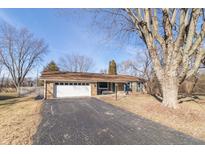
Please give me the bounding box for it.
[40,71,145,99]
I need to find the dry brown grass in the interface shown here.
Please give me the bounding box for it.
[96,94,205,141]
[0,94,42,144]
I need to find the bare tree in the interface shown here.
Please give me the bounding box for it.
[0,64,3,91]
[117,60,135,75]
[99,69,107,74]
[60,54,94,72]
[202,57,205,66]
[180,75,199,96]
[94,9,205,108]
[0,63,3,78]
[0,23,48,96]
[118,51,161,96]
[125,9,205,108]
[128,51,162,96]
[130,51,152,79]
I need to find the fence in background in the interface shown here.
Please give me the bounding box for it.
[20,86,44,97]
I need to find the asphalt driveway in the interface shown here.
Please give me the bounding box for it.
[33,97,204,145]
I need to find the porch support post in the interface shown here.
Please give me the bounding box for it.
[115,83,118,100]
[44,80,47,100]
[132,82,137,94]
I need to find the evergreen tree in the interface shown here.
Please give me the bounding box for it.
[44,61,59,72]
[108,60,117,75]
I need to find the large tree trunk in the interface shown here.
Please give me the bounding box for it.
[183,76,198,96]
[16,84,21,97]
[161,75,178,108]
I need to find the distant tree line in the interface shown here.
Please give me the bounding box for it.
[44,54,94,73]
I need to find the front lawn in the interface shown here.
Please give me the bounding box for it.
[0,93,42,144]
[96,94,205,141]
[0,92,18,101]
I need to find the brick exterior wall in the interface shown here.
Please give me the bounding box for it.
[91,82,97,96]
[117,83,124,91]
[131,82,137,94]
[47,82,54,99]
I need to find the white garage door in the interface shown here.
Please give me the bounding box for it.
[55,82,91,98]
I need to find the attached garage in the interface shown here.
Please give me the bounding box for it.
[54,82,91,98]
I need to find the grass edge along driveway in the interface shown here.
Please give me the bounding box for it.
[96,94,205,142]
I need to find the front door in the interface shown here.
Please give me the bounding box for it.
[111,83,115,92]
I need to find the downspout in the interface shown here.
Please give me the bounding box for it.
[44,80,47,100]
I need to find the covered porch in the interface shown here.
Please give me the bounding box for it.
[96,81,143,95]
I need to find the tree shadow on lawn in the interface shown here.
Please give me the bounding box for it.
[151,93,204,105]
[0,96,37,106]
[151,94,163,102]
[0,95,17,101]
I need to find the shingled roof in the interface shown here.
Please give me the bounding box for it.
[40,71,144,83]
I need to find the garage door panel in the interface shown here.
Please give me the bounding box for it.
[55,85,91,97]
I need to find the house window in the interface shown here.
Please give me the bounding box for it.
[78,83,81,85]
[60,82,64,85]
[82,83,85,85]
[74,83,77,85]
[98,82,108,89]
[55,83,59,85]
[69,83,73,85]
[137,82,143,92]
[65,83,68,85]
[85,83,89,86]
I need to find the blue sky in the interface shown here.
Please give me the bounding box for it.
[0,9,144,77]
